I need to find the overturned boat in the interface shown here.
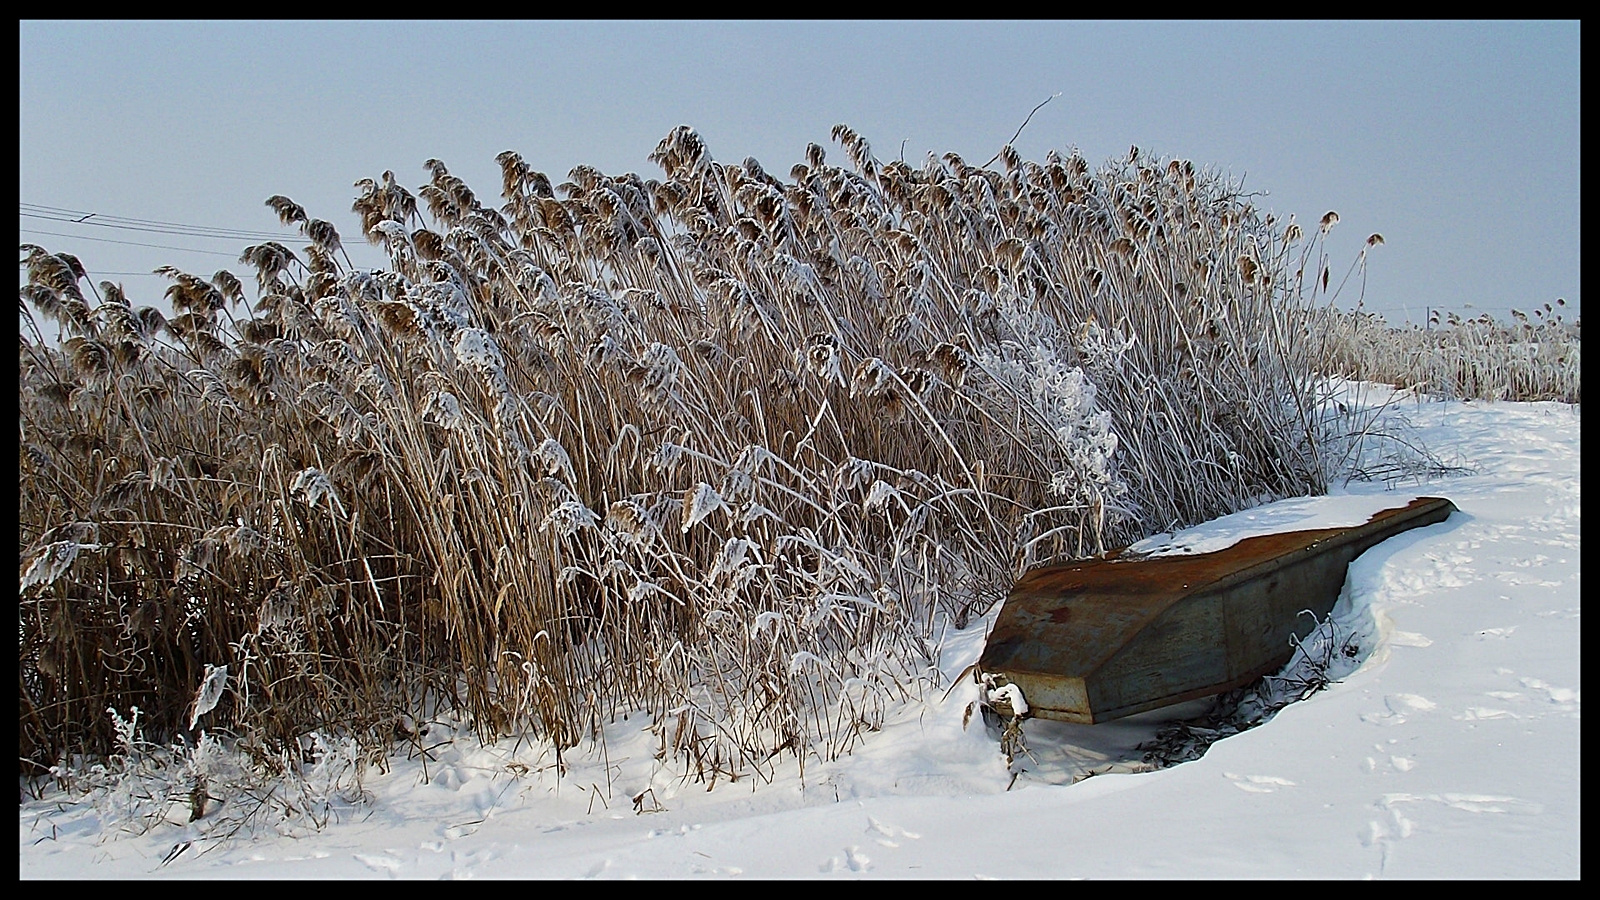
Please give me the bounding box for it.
[977,496,1456,724]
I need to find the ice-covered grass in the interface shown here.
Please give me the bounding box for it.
[1319,305,1579,404]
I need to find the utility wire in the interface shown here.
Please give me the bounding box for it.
[19,226,242,257]
[22,201,294,236]
[21,202,293,241]
[71,270,177,277]
[21,211,275,240]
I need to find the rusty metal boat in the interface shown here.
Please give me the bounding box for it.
[977,496,1456,724]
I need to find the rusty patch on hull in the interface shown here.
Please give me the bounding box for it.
[978,497,1456,724]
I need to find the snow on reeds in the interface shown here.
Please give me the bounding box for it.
[1318,304,1580,404]
[22,127,1401,789]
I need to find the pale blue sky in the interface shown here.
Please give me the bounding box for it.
[19,20,1580,324]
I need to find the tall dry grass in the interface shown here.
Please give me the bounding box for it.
[1318,303,1580,404]
[21,127,1349,784]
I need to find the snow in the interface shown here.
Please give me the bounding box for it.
[19,387,1580,879]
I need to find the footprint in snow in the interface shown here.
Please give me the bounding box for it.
[1455,707,1516,721]
[1436,793,1545,815]
[1383,791,1543,815]
[1359,818,1385,848]
[821,846,871,872]
[1519,676,1580,705]
[1389,693,1437,712]
[1363,693,1435,725]
[450,848,496,868]
[353,852,404,873]
[1362,804,1416,851]
[866,815,920,847]
[1223,772,1295,793]
[1493,571,1564,588]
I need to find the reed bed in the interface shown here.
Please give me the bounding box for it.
[1317,304,1580,404]
[21,126,1347,785]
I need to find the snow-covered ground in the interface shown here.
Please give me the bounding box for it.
[19,387,1580,879]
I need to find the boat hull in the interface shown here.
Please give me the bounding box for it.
[977,497,1456,723]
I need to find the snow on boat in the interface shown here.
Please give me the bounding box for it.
[976,496,1456,724]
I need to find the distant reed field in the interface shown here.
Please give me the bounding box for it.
[1319,305,1578,404]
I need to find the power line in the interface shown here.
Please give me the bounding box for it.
[19,227,242,257]
[21,202,295,241]
[20,211,278,241]
[63,270,195,277]
[22,201,297,237]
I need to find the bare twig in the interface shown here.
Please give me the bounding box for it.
[984,93,1061,167]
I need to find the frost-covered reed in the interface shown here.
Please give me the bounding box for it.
[22,126,1375,786]
[1318,304,1579,404]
